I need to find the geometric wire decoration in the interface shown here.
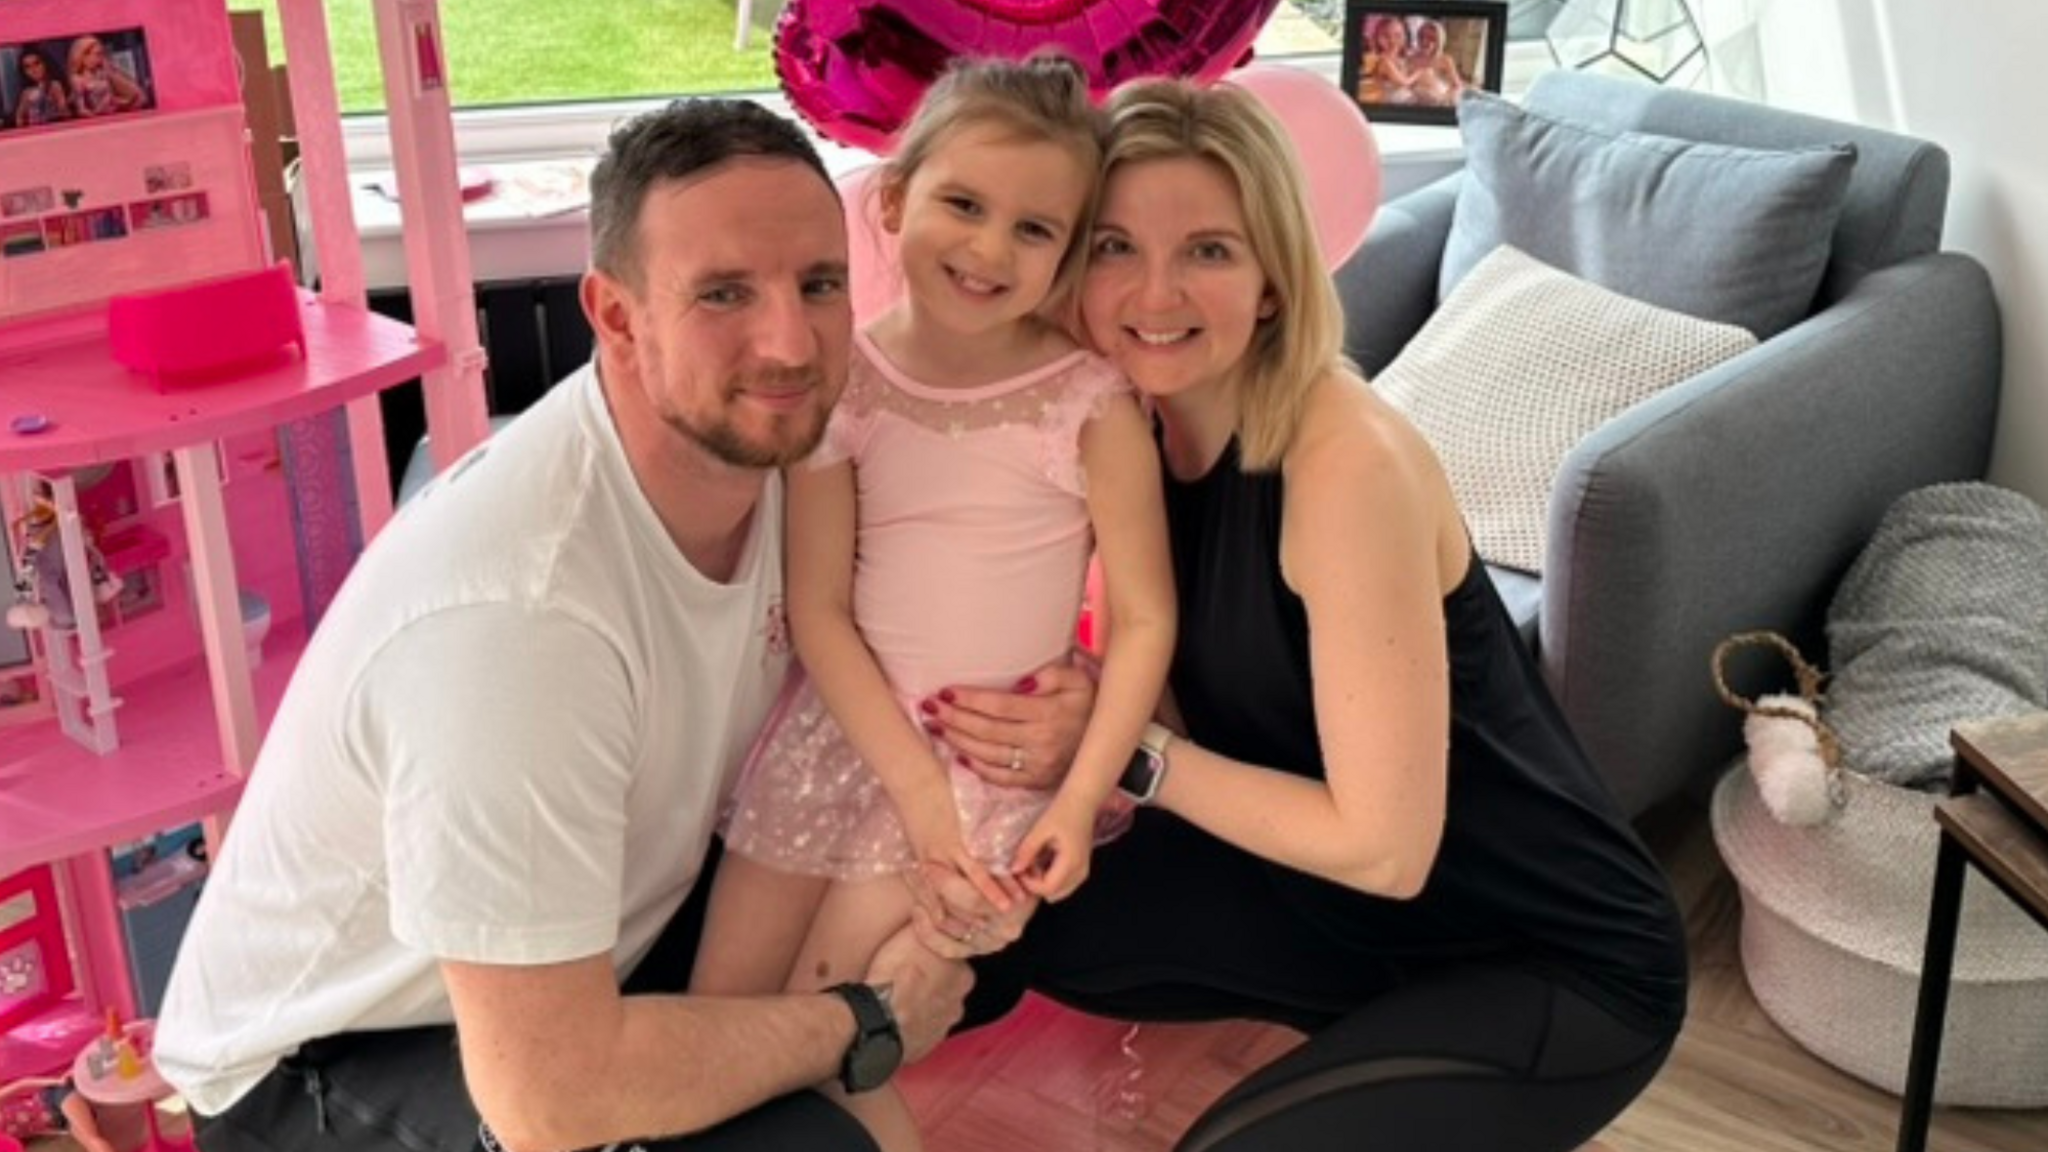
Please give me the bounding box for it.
[1545,0,1707,87]
[1506,0,1570,41]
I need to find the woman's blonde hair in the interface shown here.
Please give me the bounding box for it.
[1098,79,1349,470]
[876,53,1106,316]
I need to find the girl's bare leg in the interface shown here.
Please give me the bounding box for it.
[689,852,832,995]
[788,878,926,1152]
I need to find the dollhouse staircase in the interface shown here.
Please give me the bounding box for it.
[31,474,125,756]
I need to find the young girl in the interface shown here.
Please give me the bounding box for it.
[12,48,71,128]
[691,54,1175,1150]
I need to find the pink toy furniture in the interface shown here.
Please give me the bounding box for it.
[0,868,76,1036]
[69,1015,192,1152]
[1,0,489,1096]
[108,264,307,389]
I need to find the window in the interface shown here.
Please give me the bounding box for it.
[234,0,781,114]
[233,0,1340,116]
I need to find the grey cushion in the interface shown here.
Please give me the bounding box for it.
[1521,71,1950,309]
[1486,564,1542,651]
[1441,89,1857,340]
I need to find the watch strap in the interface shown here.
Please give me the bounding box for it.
[825,982,900,1093]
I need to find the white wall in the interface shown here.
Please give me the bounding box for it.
[1755,0,2048,506]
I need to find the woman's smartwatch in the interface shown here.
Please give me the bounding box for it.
[826,982,903,1094]
[1116,723,1175,805]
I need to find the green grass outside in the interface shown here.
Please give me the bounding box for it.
[231,0,779,114]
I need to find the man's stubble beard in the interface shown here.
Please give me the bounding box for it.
[664,379,834,470]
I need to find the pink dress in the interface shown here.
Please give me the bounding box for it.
[722,331,1130,880]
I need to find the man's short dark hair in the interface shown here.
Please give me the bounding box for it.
[589,99,836,288]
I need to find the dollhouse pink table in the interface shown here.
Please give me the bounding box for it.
[1,296,442,874]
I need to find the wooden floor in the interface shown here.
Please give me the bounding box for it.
[896,800,2048,1152]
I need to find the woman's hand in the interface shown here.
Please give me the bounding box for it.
[1010,799,1098,902]
[927,658,1097,790]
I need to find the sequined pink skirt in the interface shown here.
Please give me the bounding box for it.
[721,670,1057,881]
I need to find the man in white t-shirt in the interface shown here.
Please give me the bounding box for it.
[153,99,1087,1152]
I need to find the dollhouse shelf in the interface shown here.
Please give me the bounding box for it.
[0,295,444,473]
[0,622,307,876]
[0,297,436,875]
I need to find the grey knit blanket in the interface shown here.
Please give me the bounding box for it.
[1825,483,2048,790]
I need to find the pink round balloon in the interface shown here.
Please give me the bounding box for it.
[836,164,903,323]
[777,0,1282,155]
[1226,62,1381,269]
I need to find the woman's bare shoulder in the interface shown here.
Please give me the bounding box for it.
[1289,372,1438,486]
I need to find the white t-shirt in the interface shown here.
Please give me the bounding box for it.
[156,363,792,1116]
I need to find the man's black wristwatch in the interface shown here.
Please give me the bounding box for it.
[825,982,903,1094]
[1116,723,1175,806]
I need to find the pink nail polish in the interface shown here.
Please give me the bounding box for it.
[919,699,938,715]
[923,722,943,736]
[1015,675,1038,694]
[939,689,956,704]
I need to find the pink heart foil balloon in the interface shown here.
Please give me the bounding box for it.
[776,0,1283,154]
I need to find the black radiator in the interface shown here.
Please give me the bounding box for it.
[367,276,593,493]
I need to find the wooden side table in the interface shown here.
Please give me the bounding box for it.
[1897,712,2048,1152]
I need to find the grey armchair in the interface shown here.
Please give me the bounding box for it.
[1335,71,2002,816]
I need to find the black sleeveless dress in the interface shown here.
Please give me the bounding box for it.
[1163,438,1686,1033]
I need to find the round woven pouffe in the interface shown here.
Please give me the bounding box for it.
[1711,762,2048,1106]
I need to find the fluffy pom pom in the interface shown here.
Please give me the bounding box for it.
[1744,693,1835,826]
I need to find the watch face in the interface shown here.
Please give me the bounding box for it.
[1117,747,1163,804]
[847,1030,904,1092]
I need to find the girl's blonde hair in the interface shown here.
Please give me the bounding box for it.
[877,53,1106,316]
[1097,79,1349,470]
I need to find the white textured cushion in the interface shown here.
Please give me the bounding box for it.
[1378,245,1756,574]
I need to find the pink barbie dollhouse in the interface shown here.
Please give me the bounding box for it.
[0,0,488,1134]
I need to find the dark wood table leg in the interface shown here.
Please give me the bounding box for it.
[1897,831,1970,1152]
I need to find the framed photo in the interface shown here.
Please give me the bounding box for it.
[0,27,158,136]
[1340,1,1508,126]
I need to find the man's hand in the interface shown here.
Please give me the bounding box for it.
[864,923,973,1063]
[926,658,1096,790]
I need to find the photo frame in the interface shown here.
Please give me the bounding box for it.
[1340,1,1508,126]
[0,26,158,136]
